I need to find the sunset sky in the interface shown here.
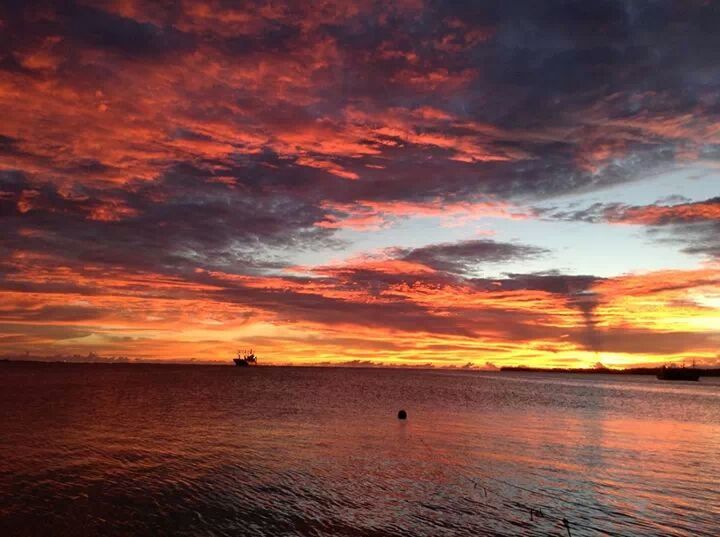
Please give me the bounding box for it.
[1,0,719,367]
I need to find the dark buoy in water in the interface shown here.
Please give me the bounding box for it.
[397,409,407,420]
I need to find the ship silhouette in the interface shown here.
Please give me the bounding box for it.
[233,350,258,367]
[657,364,699,381]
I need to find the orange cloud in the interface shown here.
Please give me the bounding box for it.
[316,198,531,229]
[2,248,718,367]
[609,201,720,225]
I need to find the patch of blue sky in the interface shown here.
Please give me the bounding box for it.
[286,164,715,277]
[533,163,718,209]
[287,211,700,279]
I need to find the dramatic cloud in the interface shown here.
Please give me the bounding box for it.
[1,1,719,366]
[398,239,546,275]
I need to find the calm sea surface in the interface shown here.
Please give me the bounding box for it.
[0,363,718,536]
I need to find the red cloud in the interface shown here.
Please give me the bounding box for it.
[607,200,720,225]
[316,198,532,230]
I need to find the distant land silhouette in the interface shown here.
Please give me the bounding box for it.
[2,353,719,376]
[501,365,720,377]
[0,352,224,366]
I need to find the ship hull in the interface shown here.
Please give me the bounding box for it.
[657,369,700,381]
[233,358,250,367]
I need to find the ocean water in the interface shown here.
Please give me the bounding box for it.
[0,363,718,536]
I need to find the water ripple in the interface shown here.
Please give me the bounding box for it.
[1,363,718,536]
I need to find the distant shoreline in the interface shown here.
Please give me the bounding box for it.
[0,358,470,370]
[0,358,227,366]
[500,365,720,377]
[2,358,719,376]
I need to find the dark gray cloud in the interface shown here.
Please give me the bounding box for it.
[660,221,720,259]
[474,271,600,294]
[572,328,720,356]
[398,239,547,275]
[0,169,336,275]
